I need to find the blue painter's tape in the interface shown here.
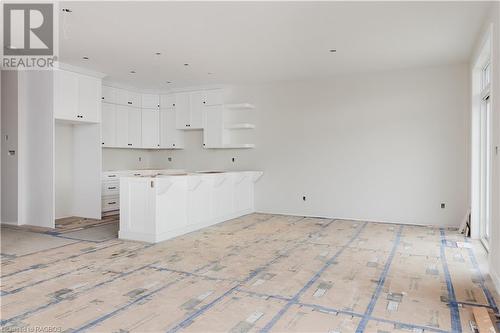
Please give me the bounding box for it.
[0,263,153,326]
[439,228,462,333]
[259,222,368,333]
[0,242,121,278]
[463,237,499,313]
[355,225,403,333]
[298,302,450,333]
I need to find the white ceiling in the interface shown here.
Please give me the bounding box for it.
[59,1,492,90]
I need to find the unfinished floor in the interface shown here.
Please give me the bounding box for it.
[1,213,499,332]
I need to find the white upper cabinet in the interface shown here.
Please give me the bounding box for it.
[141,109,160,148]
[160,108,184,149]
[116,106,142,148]
[101,103,117,147]
[54,69,101,123]
[203,105,224,148]
[189,91,204,129]
[141,94,160,109]
[204,89,223,106]
[116,89,141,108]
[102,86,117,104]
[174,91,205,130]
[78,75,101,123]
[160,94,176,108]
[54,70,79,121]
[175,92,191,129]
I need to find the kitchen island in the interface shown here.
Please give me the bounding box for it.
[119,171,263,243]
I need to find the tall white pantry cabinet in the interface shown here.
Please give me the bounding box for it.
[0,65,104,228]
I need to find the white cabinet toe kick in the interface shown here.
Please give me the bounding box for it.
[119,171,263,243]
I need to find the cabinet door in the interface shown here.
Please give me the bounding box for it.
[203,105,224,148]
[128,107,142,147]
[78,75,101,123]
[160,108,184,149]
[189,91,204,129]
[204,89,223,106]
[54,70,79,121]
[101,103,116,147]
[102,86,116,104]
[160,94,176,109]
[141,109,159,148]
[116,105,130,147]
[116,89,141,107]
[141,94,159,109]
[175,92,190,129]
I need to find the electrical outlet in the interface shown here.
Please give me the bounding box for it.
[232,157,235,163]
[441,203,445,209]
[303,196,306,201]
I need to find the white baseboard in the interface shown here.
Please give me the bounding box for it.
[490,266,500,295]
[119,209,254,243]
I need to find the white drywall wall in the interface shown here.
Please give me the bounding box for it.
[102,148,154,171]
[150,64,470,227]
[1,71,19,224]
[17,71,54,228]
[55,122,74,219]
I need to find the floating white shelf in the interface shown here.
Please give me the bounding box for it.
[213,143,255,149]
[225,123,255,129]
[225,103,255,110]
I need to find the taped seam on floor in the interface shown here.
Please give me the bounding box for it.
[355,225,404,332]
[2,264,92,295]
[0,263,156,326]
[69,218,310,333]
[439,228,462,333]
[298,302,451,333]
[463,237,499,314]
[258,222,369,333]
[0,242,123,278]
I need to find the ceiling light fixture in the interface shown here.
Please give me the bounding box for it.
[329,49,337,53]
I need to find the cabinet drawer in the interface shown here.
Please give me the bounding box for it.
[102,197,119,212]
[102,182,119,196]
[102,172,121,180]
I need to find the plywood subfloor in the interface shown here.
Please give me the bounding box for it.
[1,213,499,332]
[55,215,119,233]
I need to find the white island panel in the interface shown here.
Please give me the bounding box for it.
[119,171,263,243]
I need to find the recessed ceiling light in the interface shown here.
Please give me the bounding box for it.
[329,49,337,53]
[130,70,136,74]
[82,56,89,60]
[62,8,72,12]
[155,52,161,56]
